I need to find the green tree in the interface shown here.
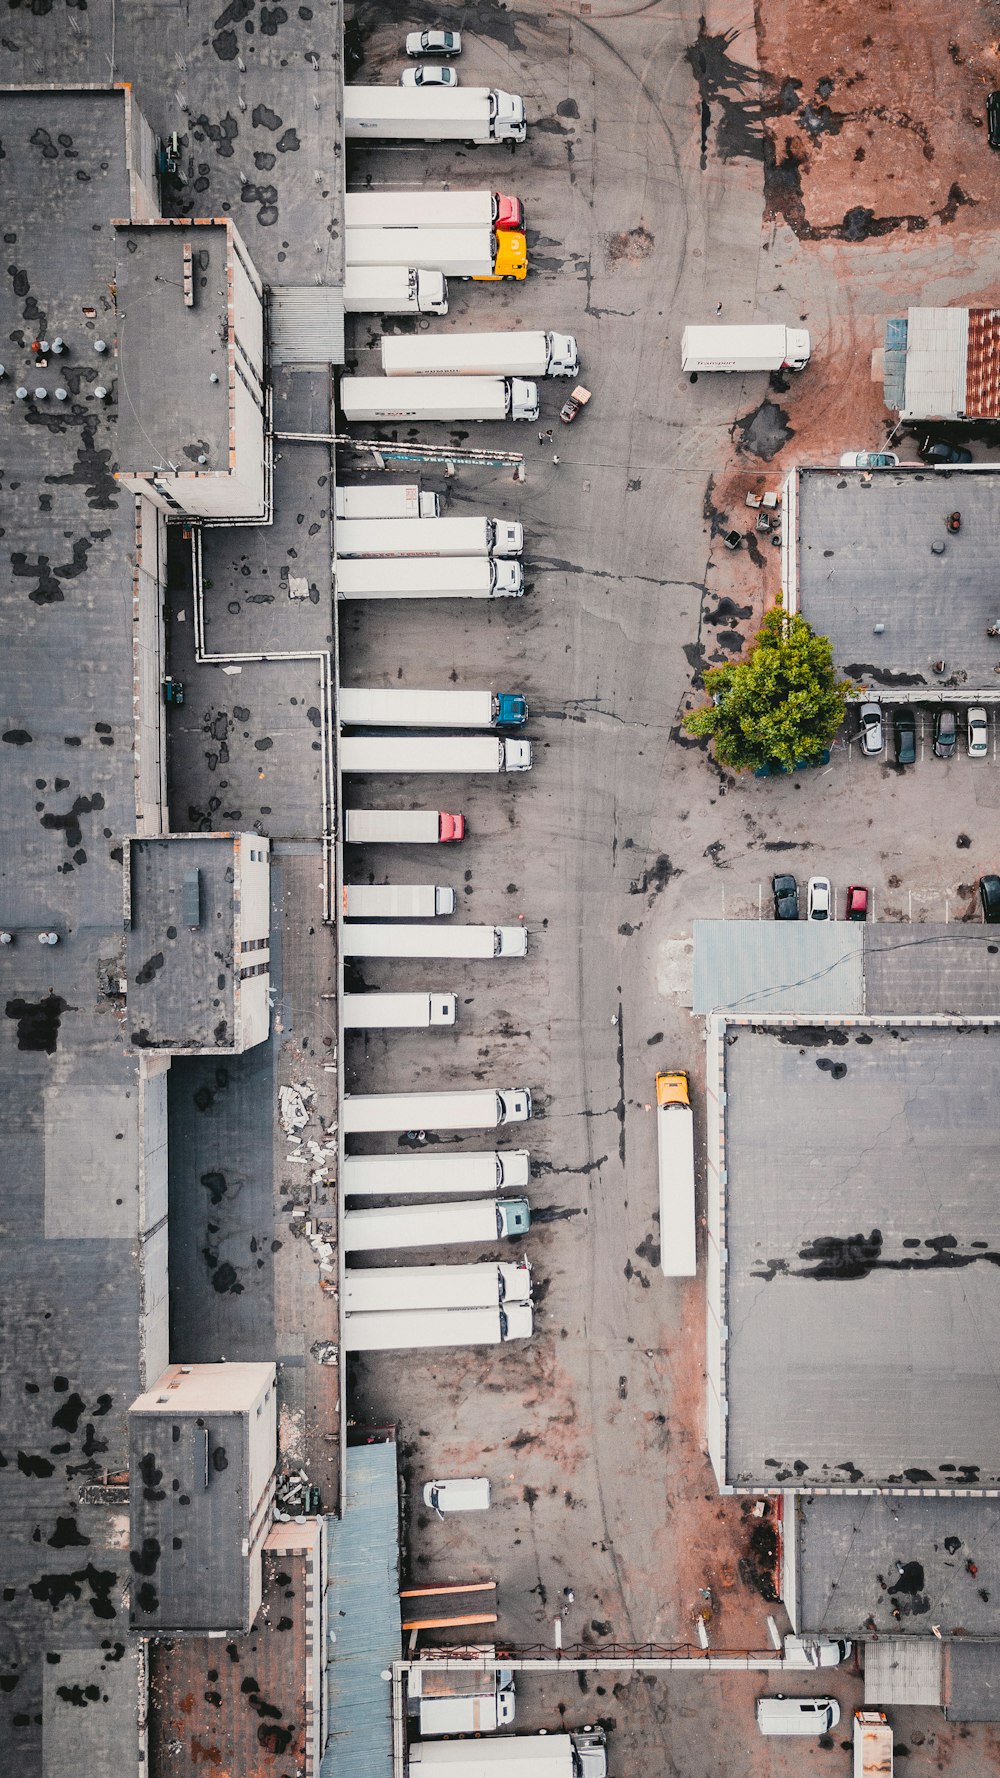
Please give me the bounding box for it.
[683,605,853,772]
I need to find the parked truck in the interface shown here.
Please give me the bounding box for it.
[339,689,527,729]
[339,736,533,774]
[334,516,524,559]
[383,329,579,379]
[343,88,527,147]
[345,225,526,282]
[335,557,525,600]
[342,992,457,1029]
[343,265,449,316]
[345,190,523,231]
[344,1259,531,1314]
[342,923,527,959]
[410,1656,516,1736]
[343,883,455,917]
[407,1729,608,1777]
[680,323,811,373]
[343,1299,533,1351]
[854,1712,893,1778]
[342,1149,531,1195]
[335,483,440,521]
[656,1071,696,1278]
[343,1197,531,1251]
[343,1087,531,1133]
[343,808,464,844]
[341,375,538,424]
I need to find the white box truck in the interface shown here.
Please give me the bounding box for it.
[343,1087,531,1133]
[655,1072,696,1278]
[334,516,524,559]
[342,992,457,1029]
[341,376,538,424]
[342,924,527,959]
[383,330,579,379]
[344,88,527,146]
[339,736,533,774]
[335,483,440,520]
[343,883,455,917]
[342,1149,531,1195]
[345,227,525,281]
[345,191,523,231]
[344,1259,531,1314]
[343,808,465,844]
[343,1299,533,1351]
[411,1658,516,1736]
[343,265,449,316]
[339,689,527,729]
[854,1713,893,1778]
[680,323,811,373]
[407,1729,608,1777]
[335,557,525,600]
[343,1197,531,1251]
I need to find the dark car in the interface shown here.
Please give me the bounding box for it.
[772,873,799,920]
[846,884,869,921]
[894,708,916,764]
[920,438,973,464]
[981,876,1000,922]
[988,90,1000,150]
[934,708,958,758]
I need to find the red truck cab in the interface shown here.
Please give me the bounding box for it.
[439,812,465,842]
[494,192,524,230]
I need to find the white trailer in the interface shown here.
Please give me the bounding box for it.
[334,516,524,559]
[343,808,465,844]
[346,227,495,278]
[656,1072,696,1278]
[343,265,448,316]
[341,376,538,424]
[338,689,527,729]
[383,330,579,379]
[345,191,522,231]
[854,1713,893,1778]
[343,884,455,917]
[344,1259,531,1314]
[342,1149,531,1195]
[342,992,457,1029]
[680,323,811,373]
[339,736,533,774]
[343,1197,531,1251]
[343,88,526,146]
[343,1087,531,1133]
[335,557,525,600]
[342,924,527,959]
[343,1299,533,1351]
[335,483,440,520]
[407,1731,608,1777]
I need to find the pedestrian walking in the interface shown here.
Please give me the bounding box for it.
[537,431,544,444]
[552,454,560,465]
[715,302,723,315]
[546,428,553,440]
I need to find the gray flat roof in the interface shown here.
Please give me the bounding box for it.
[129,1406,251,1631]
[722,1019,1000,1491]
[947,1643,1000,1720]
[127,835,239,1050]
[796,468,1000,695]
[114,223,231,472]
[694,922,1000,1017]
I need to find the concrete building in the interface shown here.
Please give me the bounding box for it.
[882,305,1000,421]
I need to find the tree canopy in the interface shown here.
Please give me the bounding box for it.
[683,605,853,772]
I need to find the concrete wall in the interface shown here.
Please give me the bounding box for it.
[123,83,160,222]
[704,1015,728,1491]
[133,493,167,833]
[235,835,271,1051]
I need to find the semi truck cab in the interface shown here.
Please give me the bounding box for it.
[477,229,527,281]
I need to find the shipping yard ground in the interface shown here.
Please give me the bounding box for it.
[344,0,1000,1773]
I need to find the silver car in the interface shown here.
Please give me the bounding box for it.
[968,706,989,758]
[859,702,884,755]
[405,27,462,54]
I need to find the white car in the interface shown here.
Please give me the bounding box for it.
[423,1477,490,1514]
[783,1634,853,1668]
[400,63,459,86]
[807,876,832,921]
[839,450,900,470]
[859,701,884,755]
[968,706,989,757]
[405,27,462,55]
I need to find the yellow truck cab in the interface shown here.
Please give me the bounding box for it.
[476,230,527,281]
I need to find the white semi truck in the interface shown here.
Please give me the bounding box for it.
[854,1712,893,1778]
[335,484,440,520]
[343,1299,533,1351]
[343,265,449,316]
[345,226,526,281]
[407,1730,608,1777]
[342,1149,531,1195]
[383,330,579,379]
[343,88,527,146]
[335,557,525,600]
[680,323,811,373]
[344,1259,531,1314]
[339,736,533,774]
[343,1197,531,1251]
[655,1071,696,1278]
[342,809,465,844]
[342,1086,531,1133]
[341,924,528,959]
[345,190,524,231]
[409,1658,516,1737]
[342,992,457,1029]
[341,376,539,424]
[339,689,528,729]
[342,884,456,917]
[334,516,524,559]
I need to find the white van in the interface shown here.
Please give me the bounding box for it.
[423,1477,491,1514]
[756,1696,840,1736]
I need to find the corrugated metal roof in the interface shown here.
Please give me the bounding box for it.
[965,308,1000,418]
[271,287,345,366]
[865,1636,942,1706]
[692,921,864,1016]
[900,305,968,420]
[323,1440,399,1778]
[882,316,907,410]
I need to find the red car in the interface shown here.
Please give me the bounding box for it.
[846,885,868,921]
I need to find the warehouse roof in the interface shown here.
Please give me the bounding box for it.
[127,834,241,1050]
